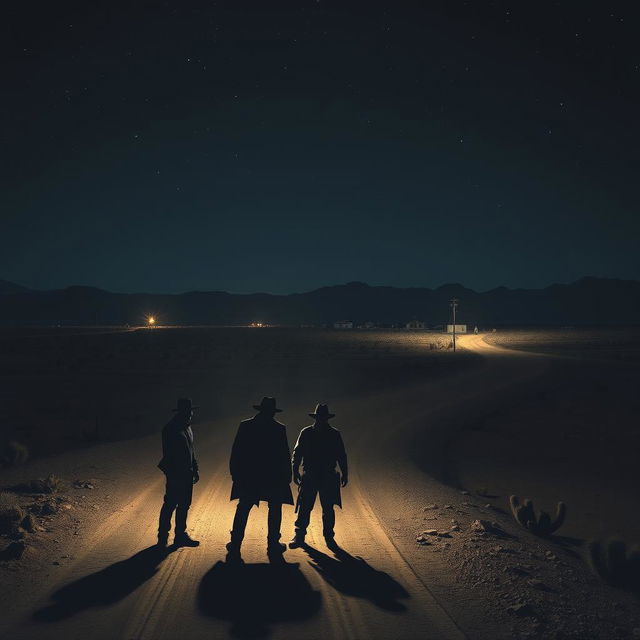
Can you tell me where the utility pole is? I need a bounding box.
[450,298,459,352]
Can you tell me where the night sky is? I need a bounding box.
[2,1,639,294]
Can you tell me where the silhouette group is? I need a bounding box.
[157,396,349,561]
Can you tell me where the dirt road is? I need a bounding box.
[1,334,550,640]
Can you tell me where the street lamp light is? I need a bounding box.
[147,315,156,327]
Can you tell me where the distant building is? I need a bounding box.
[405,320,426,329]
[333,320,354,329]
[446,324,467,334]
[363,321,376,329]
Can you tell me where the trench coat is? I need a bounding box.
[229,414,294,505]
[292,425,348,511]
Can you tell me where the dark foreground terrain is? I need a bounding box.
[1,327,639,639]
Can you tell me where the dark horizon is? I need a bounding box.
[2,273,638,298]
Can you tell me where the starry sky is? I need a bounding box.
[2,1,639,294]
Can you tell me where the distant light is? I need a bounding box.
[147,316,156,326]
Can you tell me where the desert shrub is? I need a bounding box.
[1,441,29,467]
[509,495,566,536]
[0,494,25,535]
[587,539,640,592]
[30,499,58,515]
[13,473,60,495]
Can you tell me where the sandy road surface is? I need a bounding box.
[2,334,550,640]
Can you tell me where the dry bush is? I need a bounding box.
[0,493,25,535]
[1,441,29,467]
[12,473,60,495]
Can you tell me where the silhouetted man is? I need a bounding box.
[226,397,293,561]
[289,404,348,551]
[157,397,200,547]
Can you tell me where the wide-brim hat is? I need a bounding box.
[172,397,199,412]
[309,403,335,419]
[253,396,282,413]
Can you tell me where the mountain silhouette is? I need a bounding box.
[0,277,638,326]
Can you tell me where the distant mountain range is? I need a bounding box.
[1,277,639,326]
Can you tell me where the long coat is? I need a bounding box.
[292,424,348,510]
[229,414,294,505]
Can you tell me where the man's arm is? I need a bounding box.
[280,425,292,484]
[336,431,348,487]
[229,423,244,479]
[291,430,305,485]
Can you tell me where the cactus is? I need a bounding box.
[509,495,566,536]
[587,539,640,592]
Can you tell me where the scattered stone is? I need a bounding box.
[73,480,95,490]
[544,550,558,561]
[443,504,453,509]
[450,524,461,532]
[527,578,548,591]
[416,535,431,546]
[423,504,438,511]
[507,601,536,617]
[39,501,59,515]
[470,519,503,535]
[0,540,26,561]
[52,560,60,565]
[20,513,36,533]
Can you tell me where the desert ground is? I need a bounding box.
[1,327,639,639]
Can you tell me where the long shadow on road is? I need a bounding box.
[32,545,173,622]
[303,543,410,612]
[197,560,321,639]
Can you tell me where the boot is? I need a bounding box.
[157,533,169,548]
[324,534,340,551]
[174,532,200,547]
[289,532,306,549]
[267,534,286,554]
[225,531,243,563]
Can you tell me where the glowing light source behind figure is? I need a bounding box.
[147,316,156,326]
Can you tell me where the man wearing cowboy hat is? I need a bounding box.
[157,397,200,547]
[289,403,348,550]
[226,397,293,561]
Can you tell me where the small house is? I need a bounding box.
[333,320,354,329]
[446,324,467,334]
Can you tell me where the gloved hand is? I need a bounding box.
[340,474,348,488]
[193,470,200,484]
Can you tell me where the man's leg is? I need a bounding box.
[158,476,178,543]
[290,486,317,547]
[267,502,283,543]
[174,477,196,545]
[266,502,286,554]
[319,492,336,542]
[228,499,253,551]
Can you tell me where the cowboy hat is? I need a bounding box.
[172,397,199,412]
[309,403,335,419]
[253,396,283,413]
